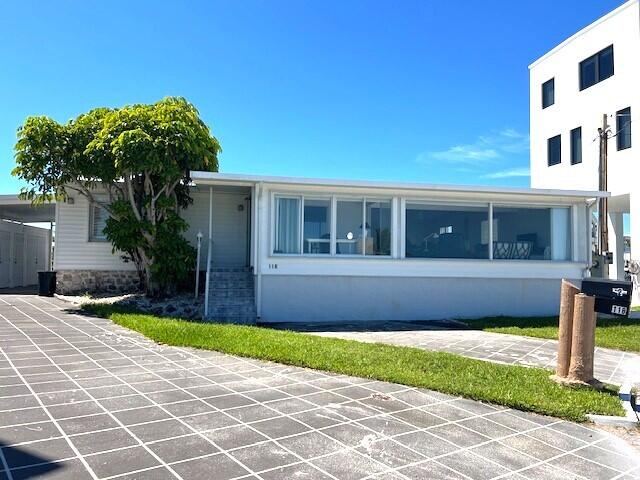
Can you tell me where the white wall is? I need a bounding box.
[55,187,249,272]
[54,194,134,271]
[0,220,50,288]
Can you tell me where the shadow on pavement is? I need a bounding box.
[0,441,63,479]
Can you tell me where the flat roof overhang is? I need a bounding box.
[190,171,609,203]
[0,195,56,223]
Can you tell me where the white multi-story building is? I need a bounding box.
[529,0,639,283]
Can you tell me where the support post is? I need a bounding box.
[556,280,580,378]
[568,294,597,383]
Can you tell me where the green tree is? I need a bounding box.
[13,97,221,297]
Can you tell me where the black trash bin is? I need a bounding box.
[38,271,56,296]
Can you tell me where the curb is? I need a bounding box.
[587,383,639,428]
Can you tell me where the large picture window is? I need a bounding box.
[492,206,571,261]
[405,204,489,259]
[274,195,392,257]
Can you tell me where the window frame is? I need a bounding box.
[547,134,562,166]
[579,45,614,91]
[491,204,573,262]
[616,107,631,151]
[403,200,491,260]
[271,193,393,258]
[88,201,110,242]
[542,78,554,109]
[570,127,582,165]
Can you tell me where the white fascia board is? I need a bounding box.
[528,0,638,69]
[190,171,608,200]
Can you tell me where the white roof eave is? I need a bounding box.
[190,171,608,200]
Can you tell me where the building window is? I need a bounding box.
[492,206,571,261]
[303,198,331,254]
[570,127,582,165]
[579,45,614,90]
[405,204,489,259]
[547,135,561,166]
[542,78,554,108]
[336,200,363,255]
[274,196,301,254]
[617,107,631,150]
[89,203,109,242]
[275,195,391,256]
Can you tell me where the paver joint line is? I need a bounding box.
[0,293,637,480]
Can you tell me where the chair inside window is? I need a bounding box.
[511,241,533,260]
[493,242,512,259]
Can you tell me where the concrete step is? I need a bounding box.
[207,315,257,325]
[208,305,257,316]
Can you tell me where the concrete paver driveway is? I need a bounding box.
[305,325,640,386]
[0,295,638,480]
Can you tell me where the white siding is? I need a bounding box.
[54,194,133,271]
[54,188,249,271]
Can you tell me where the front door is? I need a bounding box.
[212,192,249,267]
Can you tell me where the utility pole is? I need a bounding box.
[597,113,609,278]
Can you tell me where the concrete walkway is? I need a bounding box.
[308,327,640,386]
[0,294,638,479]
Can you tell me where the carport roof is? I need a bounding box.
[0,195,55,223]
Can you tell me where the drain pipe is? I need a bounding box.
[255,182,263,320]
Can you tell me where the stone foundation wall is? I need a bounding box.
[56,270,141,295]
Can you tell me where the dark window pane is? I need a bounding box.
[405,204,489,259]
[547,135,561,166]
[493,207,571,261]
[617,107,631,150]
[580,56,597,90]
[570,127,582,165]
[542,78,554,109]
[303,199,330,254]
[599,46,614,80]
[579,45,614,90]
[365,200,391,256]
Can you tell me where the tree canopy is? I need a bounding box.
[13,97,221,296]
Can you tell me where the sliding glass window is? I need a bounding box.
[365,200,391,256]
[405,204,489,259]
[492,206,571,261]
[303,198,331,254]
[336,200,364,255]
[274,197,301,254]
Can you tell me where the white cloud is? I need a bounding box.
[482,167,530,179]
[417,128,529,167]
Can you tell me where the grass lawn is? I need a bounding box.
[463,315,640,353]
[82,304,623,422]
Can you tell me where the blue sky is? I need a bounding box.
[0,0,624,195]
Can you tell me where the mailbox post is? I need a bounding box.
[554,278,632,386]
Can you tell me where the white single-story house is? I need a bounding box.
[45,172,607,323]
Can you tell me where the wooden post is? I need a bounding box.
[568,294,596,383]
[556,280,580,378]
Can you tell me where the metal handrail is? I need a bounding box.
[203,238,213,318]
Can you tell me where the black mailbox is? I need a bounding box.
[581,278,633,317]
